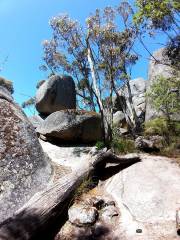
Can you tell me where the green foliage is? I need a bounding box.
[22,97,35,109]
[95,141,105,150]
[134,0,179,30]
[160,136,180,157]
[0,77,14,94]
[146,75,180,122]
[111,137,136,154]
[144,118,169,136]
[134,0,179,70]
[111,126,136,154]
[174,121,180,136]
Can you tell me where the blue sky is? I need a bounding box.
[0,0,166,114]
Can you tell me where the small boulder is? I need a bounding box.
[37,109,102,143]
[68,204,98,227]
[135,135,165,152]
[35,75,76,115]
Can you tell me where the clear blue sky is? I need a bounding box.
[0,0,166,113]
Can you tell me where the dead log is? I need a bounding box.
[0,151,140,240]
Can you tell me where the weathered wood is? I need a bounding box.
[0,151,140,240]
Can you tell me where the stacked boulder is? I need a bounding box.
[33,75,102,143]
[35,75,76,115]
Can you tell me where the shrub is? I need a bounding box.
[160,136,180,158]
[174,122,180,136]
[95,141,105,150]
[111,138,136,154]
[0,77,14,94]
[144,118,168,136]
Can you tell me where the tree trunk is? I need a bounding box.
[0,151,140,240]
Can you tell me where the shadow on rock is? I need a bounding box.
[55,224,119,240]
[95,160,140,181]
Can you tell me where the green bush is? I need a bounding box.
[95,141,105,150]
[160,136,180,157]
[144,118,168,136]
[174,122,180,136]
[111,138,136,154]
[0,77,14,94]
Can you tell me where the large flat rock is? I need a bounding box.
[104,154,180,239]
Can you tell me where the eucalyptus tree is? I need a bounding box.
[41,2,139,144]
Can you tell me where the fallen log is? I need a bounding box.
[0,150,140,240]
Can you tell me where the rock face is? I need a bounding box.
[0,97,52,223]
[28,115,44,129]
[35,75,76,115]
[104,154,180,239]
[113,78,146,127]
[145,48,173,121]
[37,110,102,143]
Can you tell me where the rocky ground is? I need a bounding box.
[39,139,180,240]
[0,48,179,239]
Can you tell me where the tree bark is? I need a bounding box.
[0,151,140,240]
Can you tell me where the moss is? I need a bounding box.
[0,76,14,94]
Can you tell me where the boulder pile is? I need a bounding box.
[32,75,102,143]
